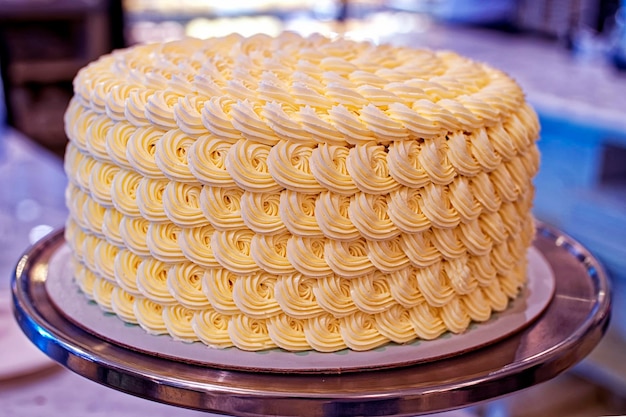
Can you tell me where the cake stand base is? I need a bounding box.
[11,223,610,417]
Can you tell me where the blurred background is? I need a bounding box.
[2,0,626,155]
[1,1,626,416]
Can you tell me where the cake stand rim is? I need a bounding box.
[10,222,611,417]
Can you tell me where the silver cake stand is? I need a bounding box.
[11,223,610,417]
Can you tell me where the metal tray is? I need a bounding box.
[11,223,611,417]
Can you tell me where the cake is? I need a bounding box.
[63,32,540,352]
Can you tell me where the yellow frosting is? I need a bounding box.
[64,32,540,352]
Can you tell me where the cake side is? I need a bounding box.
[63,32,540,352]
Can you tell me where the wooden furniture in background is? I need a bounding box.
[0,0,123,156]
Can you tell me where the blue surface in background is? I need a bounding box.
[534,112,626,275]
[533,111,626,335]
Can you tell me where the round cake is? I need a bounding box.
[63,32,540,352]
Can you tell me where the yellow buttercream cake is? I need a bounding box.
[63,32,540,352]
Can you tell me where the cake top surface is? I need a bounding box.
[72,31,525,146]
